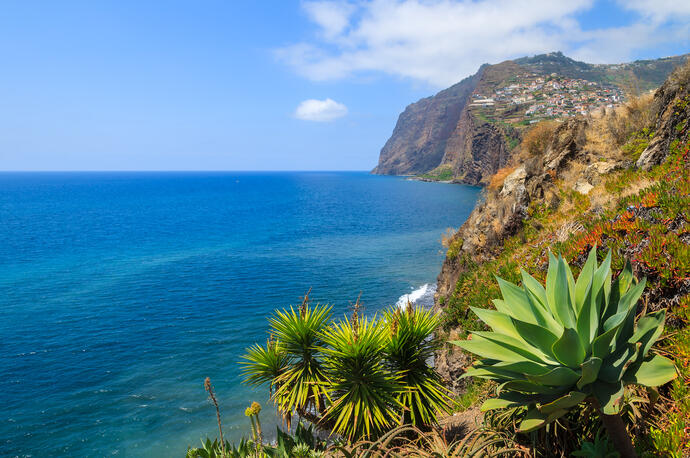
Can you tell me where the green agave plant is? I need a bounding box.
[452,247,677,456]
[320,314,401,441]
[384,305,451,426]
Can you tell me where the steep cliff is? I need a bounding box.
[373,52,689,185]
[372,68,483,176]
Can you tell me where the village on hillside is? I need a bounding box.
[469,72,625,124]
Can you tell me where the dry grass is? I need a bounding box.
[520,120,559,157]
[586,92,655,157]
[487,165,518,191]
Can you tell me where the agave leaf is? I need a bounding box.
[545,251,561,321]
[496,277,540,325]
[490,360,554,376]
[591,250,612,319]
[461,365,525,381]
[451,334,542,364]
[592,326,618,360]
[481,392,539,411]
[592,380,625,415]
[617,260,634,299]
[577,357,602,389]
[538,391,587,414]
[611,277,646,322]
[470,307,521,340]
[618,278,647,344]
[552,327,586,368]
[511,318,559,357]
[526,366,580,387]
[565,257,577,314]
[574,246,597,312]
[524,285,564,335]
[500,380,568,395]
[599,343,640,383]
[472,331,558,365]
[575,279,595,348]
[521,268,548,309]
[518,407,568,433]
[518,407,548,433]
[629,310,666,357]
[625,354,677,387]
[552,256,576,328]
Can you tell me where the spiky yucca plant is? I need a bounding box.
[453,247,677,457]
[242,294,451,442]
[384,304,452,426]
[320,314,400,441]
[242,302,332,426]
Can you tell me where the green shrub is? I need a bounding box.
[241,298,451,442]
[453,247,677,454]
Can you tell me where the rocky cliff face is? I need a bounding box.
[373,52,689,185]
[372,68,483,177]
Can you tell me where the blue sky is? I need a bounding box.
[1,1,688,171]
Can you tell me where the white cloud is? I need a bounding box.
[278,0,690,88]
[294,98,348,121]
[302,1,356,38]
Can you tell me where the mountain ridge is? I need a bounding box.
[373,51,690,185]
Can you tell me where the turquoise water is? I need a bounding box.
[0,172,480,456]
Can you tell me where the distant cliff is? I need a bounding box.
[372,52,689,185]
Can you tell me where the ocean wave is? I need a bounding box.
[395,283,436,310]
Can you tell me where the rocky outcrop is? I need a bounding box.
[439,109,512,185]
[637,64,690,169]
[372,69,483,176]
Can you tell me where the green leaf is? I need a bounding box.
[481,392,539,411]
[575,279,595,348]
[552,256,576,328]
[472,331,556,364]
[592,326,618,360]
[546,251,560,320]
[592,380,624,415]
[626,354,677,387]
[574,246,597,312]
[629,310,666,357]
[470,307,521,340]
[500,380,567,395]
[518,407,568,432]
[577,357,602,389]
[538,391,586,414]
[518,407,548,432]
[591,250,611,319]
[511,318,559,356]
[496,277,539,325]
[552,327,586,368]
[490,360,554,376]
[451,334,543,363]
[527,366,580,387]
[599,343,640,384]
[521,269,548,309]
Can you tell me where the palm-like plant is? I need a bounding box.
[453,247,677,457]
[320,314,401,441]
[242,338,290,394]
[242,301,332,425]
[384,304,452,426]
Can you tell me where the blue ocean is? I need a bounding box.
[0,172,480,457]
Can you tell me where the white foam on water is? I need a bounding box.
[395,283,437,310]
